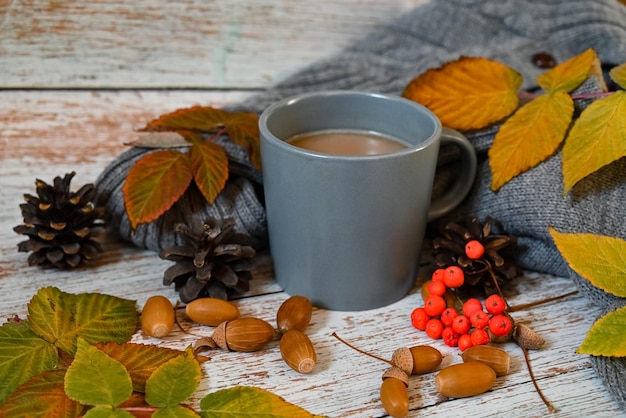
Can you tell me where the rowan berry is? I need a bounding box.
[470,328,490,346]
[424,295,446,317]
[458,333,473,352]
[462,298,483,317]
[425,318,444,339]
[442,327,460,347]
[431,268,446,283]
[451,314,471,335]
[441,307,459,327]
[443,265,465,288]
[427,279,447,297]
[489,314,513,337]
[485,294,507,315]
[470,310,490,329]
[465,239,485,260]
[410,307,430,331]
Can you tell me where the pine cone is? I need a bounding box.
[431,216,521,295]
[159,218,256,302]
[13,172,107,269]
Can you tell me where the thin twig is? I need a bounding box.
[508,290,578,312]
[331,332,391,366]
[521,345,557,413]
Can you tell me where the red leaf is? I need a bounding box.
[123,150,193,228]
[190,142,229,204]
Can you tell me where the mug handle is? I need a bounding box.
[427,128,477,221]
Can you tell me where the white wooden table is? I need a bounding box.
[1,1,624,417]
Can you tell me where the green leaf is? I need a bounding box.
[145,347,201,407]
[488,91,574,190]
[27,287,138,356]
[64,339,133,407]
[562,91,626,193]
[610,62,626,90]
[84,405,135,418]
[153,405,202,418]
[549,228,626,297]
[189,142,229,205]
[0,369,84,418]
[199,386,323,418]
[96,342,207,393]
[578,306,626,356]
[0,320,58,404]
[536,49,600,93]
[123,149,194,229]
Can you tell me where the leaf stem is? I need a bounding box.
[331,332,392,366]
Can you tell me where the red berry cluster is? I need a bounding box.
[411,259,513,352]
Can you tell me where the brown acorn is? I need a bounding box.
[141,296,175,338]
[279,329,317,374]
[185,297,240,326]
[461,345,510,376]
[435,361,496,398]
[408,345,443,374]
[276,295,313,333]
[211,317,275,352]
[380,367,409,418]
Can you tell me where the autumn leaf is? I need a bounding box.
[152,405,201,418]
[0,321,58,405]
[561,90,626,192]
[577,306,626,357]
[145,347,201,408]
[223,111,262,168]
[0,369,84,418]
[65,338,133,407]
[549,228,626,297]
[200,386,323,418]
[27,286,138,356]
[611,62,626,88]
[536,49,602,93]
[488,91,574,190]
[96,342,208,393]
[402,56,522,130]
[123,149,194,229]
[189,142,229,205]
[84,405,135,417]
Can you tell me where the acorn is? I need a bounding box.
[461,345,510,376]
[276,295,313,333]
[185,297,240,326]
[211,317,276,352]
[380,367,409,418]
[279,329,317,374]
[435,361,496,398]
[513,323,545,350]
[408,345,443,374]
[141,296,175,338]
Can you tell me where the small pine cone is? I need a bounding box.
[159,217,256,303]
[13,172,107,269]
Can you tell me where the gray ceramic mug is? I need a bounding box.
[259,91,476,311]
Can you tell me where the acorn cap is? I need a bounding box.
[391,347,414,377]
[513,323,545,350]
[382,366,409,387]
[211,321,230,351]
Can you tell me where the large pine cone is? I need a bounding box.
[159,217,256,302]
[13,172,107,269]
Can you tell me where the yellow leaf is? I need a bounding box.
[536,49,602,93]
[578,306,626,357]
[123,150,193,229]
[549,227,626,298]
[189,142,229,204]
[562,91,626,193]
[488,91,574,190]
[610,62,626,89]
[402,56,521,130]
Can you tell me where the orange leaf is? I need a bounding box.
[536,49,602,93]
[562,91,626,193]
[488,91,574,190]
[123,150,193,228]
[402,56,522,130]
[190,142,230,204]
[141,106,230,133]
[224,111,262,168]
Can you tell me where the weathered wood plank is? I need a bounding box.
[0,0,428,88]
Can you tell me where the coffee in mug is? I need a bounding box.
[288,129,408,156]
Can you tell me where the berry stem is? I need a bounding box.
[508,290,578,312]
[331,332,392,366]
[483,259,510,309]
[520,345,557,413]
